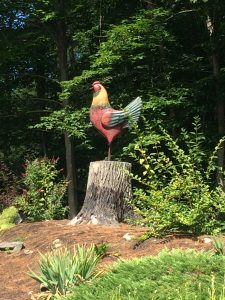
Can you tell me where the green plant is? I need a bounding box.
[0,161,18,212]
[28,244,101,298]
[212,238,225,256]
[109,285,138,300]
[124,117,225,236]
[0,206,18,230]
[208,275,225,300]
[94,242,109,258]
[16,157,68,221]
[64,249,225,300]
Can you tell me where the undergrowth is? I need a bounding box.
[16,157,68,221]
[123,116,225,236]
[0,161,18,212]
[29,244,101,299]
[64,249,225,300]
[0,206,18,230]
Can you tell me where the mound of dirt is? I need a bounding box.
[0,220,214,300]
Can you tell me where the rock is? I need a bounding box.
[123,233,133,241]
[202,237,212,244]
[15,212,25,224]
[90,215,99,225]
[23,249,33,255]
[52,239,62,248]
[0,241,24,252]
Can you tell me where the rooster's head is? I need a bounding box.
[91,81,110,107]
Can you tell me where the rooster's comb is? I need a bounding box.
[92,81,101,86]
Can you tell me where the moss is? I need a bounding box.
[0,206,18,230]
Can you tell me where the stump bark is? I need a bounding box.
[69,161,133,225]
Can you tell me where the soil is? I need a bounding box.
[0,220,216,300]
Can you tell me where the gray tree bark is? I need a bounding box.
[56,0,78,217]
[69,161,133,225]
[213,52,225,188]
[206,15,225,188]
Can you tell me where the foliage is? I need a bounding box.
[65,249,225,300]
[0,206,18,230]
[16,157,68,221]
[32,108,92,142]
[94,242,109,258]
[0,160,18,212]
[61,8,176,103]
[1,0,225,222]
[212,237,225,256]
[28,244,101,298]
[124,117,225,236]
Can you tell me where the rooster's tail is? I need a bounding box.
[124,96,142,127]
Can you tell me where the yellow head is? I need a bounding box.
[91,81,110,107]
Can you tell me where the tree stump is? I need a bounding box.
[68,161,133,225]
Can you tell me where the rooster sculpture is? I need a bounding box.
[90,81,142,160]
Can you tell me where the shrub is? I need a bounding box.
[16,157,68,221]
[124,117,225,236]
[94,242,109,258]
[64,249,225,300]
[29,244,101,298]
[212,237,225,256]
[0,206,18,230]
[0,161,18,212]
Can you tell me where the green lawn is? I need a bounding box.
[65,249,225,300]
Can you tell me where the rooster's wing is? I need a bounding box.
[101,96,142,129]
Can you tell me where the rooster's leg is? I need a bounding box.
[108,144,111,161]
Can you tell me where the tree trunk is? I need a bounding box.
[69,161,133,225]
[56,0,78,217]
[36,49,47,156]
[213,52,225,188]
[206,15,224,187]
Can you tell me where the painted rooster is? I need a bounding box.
[90,81,142,160]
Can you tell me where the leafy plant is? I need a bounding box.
[124,117,225,236]
[0,161,18,212]
[209,275,225,300]
[32,108,92,145]
[16,157,68,221]
[0,206,18,230]
[28,244,101,298]
[94,242,109,258]
[212,237,225,256]
[109,285,138,300]
[64,249,225,300]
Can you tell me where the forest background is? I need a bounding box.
[1,0,225,235]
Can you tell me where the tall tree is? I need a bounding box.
[55,0,78,217]
[160,0,225,186]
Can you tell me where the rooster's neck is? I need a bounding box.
[91,85,110,108]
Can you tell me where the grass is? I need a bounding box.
[64,249,225,300]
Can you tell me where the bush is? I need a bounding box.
[0,160,18,212]
[124,117,225,236]
[0,206,18,230]
[64,249,225,300]
[29,244,101,298]
[16,157,68,221]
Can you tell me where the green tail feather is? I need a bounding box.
[105,96,142,128]
[124,96,142,126]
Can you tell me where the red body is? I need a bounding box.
[90,107,123,144]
